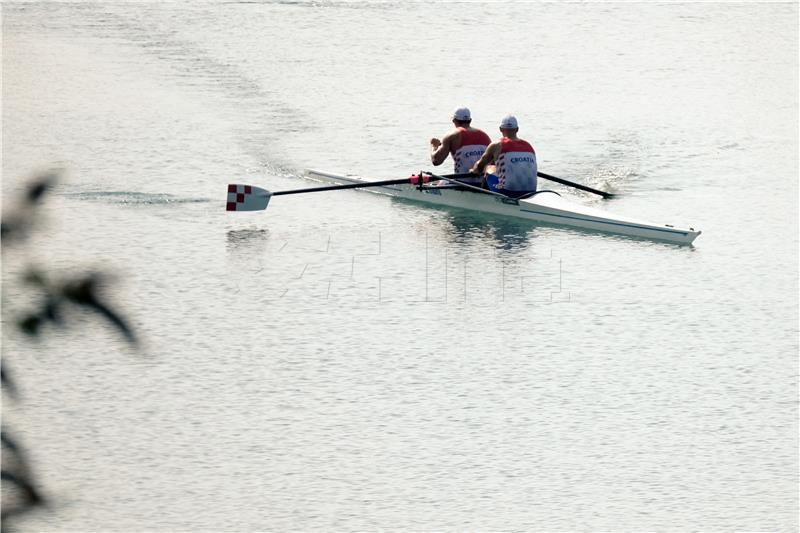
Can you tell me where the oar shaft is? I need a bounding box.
[272,177,414,196]
[269,171,613,200]
[439,171,613,199]
[537,171,614,199]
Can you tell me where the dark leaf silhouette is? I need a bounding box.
[24,172,57,205]
[15,273,135,344]
[62,274,138,345]
[17,315,42,336]
[1,363,18,399]
[1,432,47,530]
[2,172,138,530]
[1,171,58,245]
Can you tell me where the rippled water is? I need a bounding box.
[2,2,797,531]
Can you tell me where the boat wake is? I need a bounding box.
[586,165,635,194]
[61,191,211,206]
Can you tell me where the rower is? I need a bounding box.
[470,115,537,198]
[429,107,491,186]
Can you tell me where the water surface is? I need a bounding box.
[2,2,797,530]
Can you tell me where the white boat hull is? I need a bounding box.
[305,170,701,245]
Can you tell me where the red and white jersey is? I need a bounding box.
[495,137,537,191]
[452,128,491,174]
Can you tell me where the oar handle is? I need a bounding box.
[537,171,615,199]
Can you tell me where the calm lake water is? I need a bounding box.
[2,1,798,531]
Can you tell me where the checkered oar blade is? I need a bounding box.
[226,184,272,211]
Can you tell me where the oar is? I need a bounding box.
[537,171,615,199]
[433,171,615,199]
[226,177,434,211]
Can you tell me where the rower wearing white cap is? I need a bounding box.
[430,107,492,184]
[470,114,537,198]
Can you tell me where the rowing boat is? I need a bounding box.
[304,169,701,245]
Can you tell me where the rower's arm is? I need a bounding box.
[471,142,500,174]
[430,131,456,166]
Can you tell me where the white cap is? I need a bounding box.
[452,107,471,121]
[500,115,518,129]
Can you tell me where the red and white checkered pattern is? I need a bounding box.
[226,184,270,211]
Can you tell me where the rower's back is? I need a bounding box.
[494,136,537,192]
